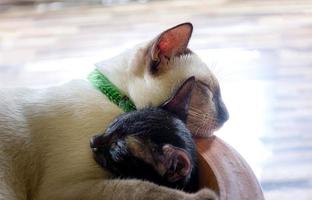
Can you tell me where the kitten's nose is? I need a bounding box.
[90,135,106,152]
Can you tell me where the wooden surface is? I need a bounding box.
[196,136,264,200]
[0,0,312,199]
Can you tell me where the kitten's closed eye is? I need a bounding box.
[109,140,127,161]
[110,140,123,151]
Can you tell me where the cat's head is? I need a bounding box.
[90,79,198,191]
[97,23,228,137]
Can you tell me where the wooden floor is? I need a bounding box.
[1,0,312,199]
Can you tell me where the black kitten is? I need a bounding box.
[90,77,198,192]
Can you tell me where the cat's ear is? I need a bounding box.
[161,76,195,122]
[150,23,193,73]
[161,144,192,182]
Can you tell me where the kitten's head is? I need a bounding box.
[97,23,228,137]
[90,78,198,191]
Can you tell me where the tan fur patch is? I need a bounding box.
[125,136,155,166]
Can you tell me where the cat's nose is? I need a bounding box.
[218,110,229,124]
[217,103,229,125]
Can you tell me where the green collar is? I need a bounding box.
[88,69,136,112]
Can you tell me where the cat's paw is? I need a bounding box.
[190,188,218,200]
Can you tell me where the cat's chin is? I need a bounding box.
[187,123,220,138]
[192,129,215,138]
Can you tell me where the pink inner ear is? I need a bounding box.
[157,23,193,58]
[158,32,179,55]
[162,144,192,182]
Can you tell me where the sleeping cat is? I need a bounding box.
[91,77,198,192]
[0,23,223,200]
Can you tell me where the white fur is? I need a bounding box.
[97,43,214,108]
[0,40,215,200]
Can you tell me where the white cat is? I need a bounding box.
[0,23,227,200]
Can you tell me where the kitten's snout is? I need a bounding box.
[90,134,110,168]
[90,135,107,152]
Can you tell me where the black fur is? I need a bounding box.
[90,108,198,192]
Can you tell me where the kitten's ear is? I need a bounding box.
[150,23,193,73]
[161,76,195,122]
[161,144,192,182]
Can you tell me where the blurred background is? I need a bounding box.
[0,0,312,199]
